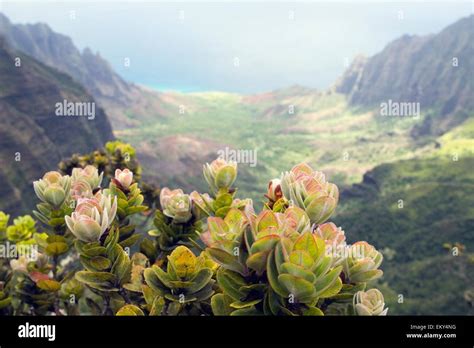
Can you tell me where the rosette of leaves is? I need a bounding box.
[143,246,215,315]
[353,288,388,316]
[107,179,147,248]
[32,172,74,237]
[5,215,37,243]
[265,232,343,315]
[142,189,204,261]
[342,242,383,284]
[74,228,132,312]
[205,207,346,315]
[11,255,61,315]
[280,163,339,225]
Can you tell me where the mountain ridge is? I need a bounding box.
[0,37,114,215]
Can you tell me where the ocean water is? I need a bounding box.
[143,84,206,93]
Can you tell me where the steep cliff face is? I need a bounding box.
[0,38,114,215]
[0,13,132,106]
[335,15,473,135]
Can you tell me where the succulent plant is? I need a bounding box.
[6,215,36,243]
[266,232,343,310]
[203,158,237,195]
[280,163,338,225]
[33,171,72,209]
[75,227,132,297]
[144,246,215,314]
[315,222,347,266]
[343,241,383,283]
[71,165,103,189]
[1,151,387,317]
[353,288,388,316]
[113,168,133,190]
[65,193,117,243]
[160,188,193,224]
[202,208,250,275]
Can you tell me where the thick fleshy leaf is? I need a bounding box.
[211,293,234,316]
[289,250,314,269]
[256,210,278,232]
[215,165,237,189]
[230,307,262,316]
[207,248,246,275]
[230,298,262,309]
[314,266,343,297]
[303,306,324,316]
[250,235,280,254]
[280,262,315,283]
[75,271,118,291]
[350,269,383,283]
[116,304,144,316]
[266,252,288,297]
[187,268,213,293]
[278,274,315,301]
[45,242,69,256]
[216,268,246,301]
[293,232,319,259]
[36,280,61,292]
[319,276,343,299]
[246,251,270,274]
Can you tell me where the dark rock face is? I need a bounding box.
[0,38,114,215]
[335,15,473,135]
[0,13,132,106]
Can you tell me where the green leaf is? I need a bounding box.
[116,304,144,316]
[278,274,315,301]
[280,262,316,283]
[314,266,343,297]
[303,306,324,316]
[187,268,213,293]
[230,307,262,316]
[246,251,270,274]
[45,242,69,256]
[250,235,280,254]
[0,297,12,309]
[125,206,148,215]
[81,255,112,271]
[211,293,234,316]
[143,268,167,295]
[214,193,233,210]
[75,271,118,291]
[319,276,343,299]
[37,280,61,292]
[289,250,314,269]
[119,234,141,248]
[76,241,107,257]
[293,232,320,259]
[149,296,165,316]
[110,245,132,286]
[266,252,289,297]
[230,298,262,309]
[216,268,246,301]
[207,248,246,275]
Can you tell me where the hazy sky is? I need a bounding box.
[1,1,471,93]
